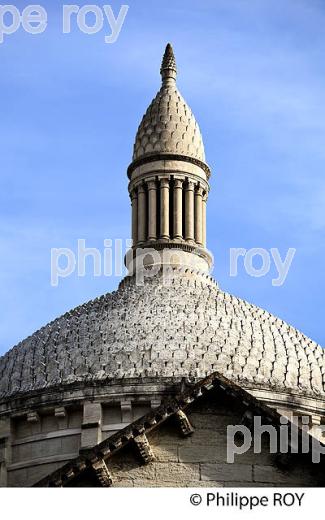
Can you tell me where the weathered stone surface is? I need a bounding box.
[151,444,178,462]
[132,45,205,163]
[108,459,156,483]
[92,459,112,487]
[179,446,223,463]
[28,377,325,488]
[1,269,324,400]
[8,462,63,487]
[201,463,253,482]
[2,44,325,491]
[153,462,200,483]
[112,478,134,487]
[188,428,229,446]
[175,410,194,437]
[253,464,315,486]
[133,433,155,463]
[186,480,225,487]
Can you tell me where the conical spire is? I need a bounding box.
[160,43,177,83]
[127,43,212,275]
[132,41,206,164]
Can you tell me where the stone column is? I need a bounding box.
[194,185,204,245]
[147,179,157,241]
[185,180,195,242]
[131,189,138,246]
[137,184,147,244]
[160,178,170,240]
[202,191,207,247]
[173,179,183,240]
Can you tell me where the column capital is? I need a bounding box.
[186,179,195,191]
[137,183,146,194]
[147,179,157,190]
[160,178,170,188]
[195,185,204,196]
[130,188,138,200]
[174,179,183,189]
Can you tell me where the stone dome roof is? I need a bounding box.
[132,44,206,163]
[0,269,324,400]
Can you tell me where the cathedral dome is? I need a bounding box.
[0,268,324,400]
[132,43,205,163]
[2,43,324,490]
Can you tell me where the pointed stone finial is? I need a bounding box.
[160,43,177,83]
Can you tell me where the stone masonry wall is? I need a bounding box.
[108,394,323,487]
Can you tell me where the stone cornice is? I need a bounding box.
[33,371,325,487]
[127,153,211,179]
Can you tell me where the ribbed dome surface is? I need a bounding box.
[0,269,324,399]
[132,84,206,162]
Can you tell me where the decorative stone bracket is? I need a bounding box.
[92,458,112,487]
[175,410,194,436]
[133,433,155,464]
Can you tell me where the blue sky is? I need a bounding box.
[0,0,324,355]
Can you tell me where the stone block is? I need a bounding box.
[81,402,102,448]
[8,468,27,487]
[109,459,156,483]
[27,462,63,486]
[189,428,228,447]
[201,463,253,482]
[12,443,33,463]
[113,478,134,487]
[0,419,10,438]
[186,480,224,487]
[189,413,239,430]
[179,445,224,463]
[61,435,80,454]
[153,462,200,483]
[153,423,192,446]
[152,445,178,462]
[32,438,62,459]
[14,419,33,440]
[83,402,102,425]
[253,464,314,486]
[68,409,83,428]
[41,414,58,433]
[254,465,289,485]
